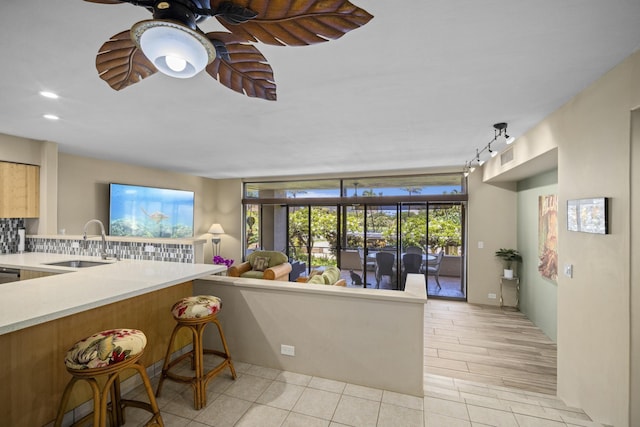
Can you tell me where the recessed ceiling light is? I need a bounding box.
[43,114,60,120]
[39,91,59,99]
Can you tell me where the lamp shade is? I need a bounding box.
[208,223,225,235]
[131,20,216,79]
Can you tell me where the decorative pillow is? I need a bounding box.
[64,328,147,370]
[253,256,270,271]
[307,274,326,284]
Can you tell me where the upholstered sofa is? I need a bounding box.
[228,250,292,281]
[296,266,346,286]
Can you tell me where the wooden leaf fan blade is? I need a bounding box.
[96,30,157,91]
[205,32,276,101]
[212,0,373,46]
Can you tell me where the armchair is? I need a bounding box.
[228,250,292,281]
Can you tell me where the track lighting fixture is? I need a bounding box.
[462,122,515,176]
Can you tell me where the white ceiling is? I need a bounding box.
[1,1,639,180]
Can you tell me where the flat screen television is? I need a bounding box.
[109,183,195,238]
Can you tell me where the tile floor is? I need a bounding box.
[108,299,610,427]
[118,359,607,427]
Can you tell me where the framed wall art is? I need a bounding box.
[539,194,558,281]
[567,197,609,234]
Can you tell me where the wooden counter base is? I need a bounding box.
[0,281,193,427]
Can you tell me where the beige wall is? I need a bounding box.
[466,167,518,305]
[555,54,634,427]
[195,275,426,396]
[630,108,639,426]
[210,177,243,263]
[0,133,43,165]
[57,153,242,264]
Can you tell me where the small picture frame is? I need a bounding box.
[567,197,609,234]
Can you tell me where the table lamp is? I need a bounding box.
[208,223,225,257]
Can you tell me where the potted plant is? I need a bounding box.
[495,248,522,279]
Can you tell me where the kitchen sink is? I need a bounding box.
[44,260,111,268]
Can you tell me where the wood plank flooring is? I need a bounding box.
[424,299,557,395]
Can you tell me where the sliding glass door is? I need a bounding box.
[243,174,467,297]
[288,205,338,276]
[426,203,464,298]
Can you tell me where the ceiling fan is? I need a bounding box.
[84,0,373,100]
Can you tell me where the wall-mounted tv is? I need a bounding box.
[109,183,195,238]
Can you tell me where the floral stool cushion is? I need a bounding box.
[65,329,147,370]
[172,295,222,320]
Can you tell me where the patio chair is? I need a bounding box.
[405,246,423,255]
[401,252,423,291]
[427,251,445,289]
[375,251,396,289]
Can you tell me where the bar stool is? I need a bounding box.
[54,328,163,427]
[156,295,236,409]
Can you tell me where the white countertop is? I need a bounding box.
[0,252,225,335]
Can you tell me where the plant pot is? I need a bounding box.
[504,269,514,279]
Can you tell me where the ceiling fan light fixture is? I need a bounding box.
[131,20,216,79]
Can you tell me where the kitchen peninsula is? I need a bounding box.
[0,252,224,426]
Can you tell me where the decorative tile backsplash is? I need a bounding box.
[0,218,24,254]
[26,237,195,263]
[0,219,198,262]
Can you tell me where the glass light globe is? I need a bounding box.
[131,20,216,79]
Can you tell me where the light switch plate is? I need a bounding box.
[564,264,573,278]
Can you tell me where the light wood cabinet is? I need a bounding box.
[0,161,40,218]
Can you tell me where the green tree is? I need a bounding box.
[428,206,461,254]
[401,214,427,251]
[288,207,340,261]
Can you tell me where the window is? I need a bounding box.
[242,173,467,299]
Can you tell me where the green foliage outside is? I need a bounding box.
[288,207,341,262]
[286,205,462,262]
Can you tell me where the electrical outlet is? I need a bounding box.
[280,344,295,356]
[144,245,155,252]
[488,293,497,299]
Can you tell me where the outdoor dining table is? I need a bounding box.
[366,251,436,263]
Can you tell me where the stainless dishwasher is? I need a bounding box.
[0,267,20,284]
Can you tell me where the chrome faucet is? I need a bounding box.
[82,219,109,260]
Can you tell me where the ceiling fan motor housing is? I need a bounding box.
[152,0,199,30]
